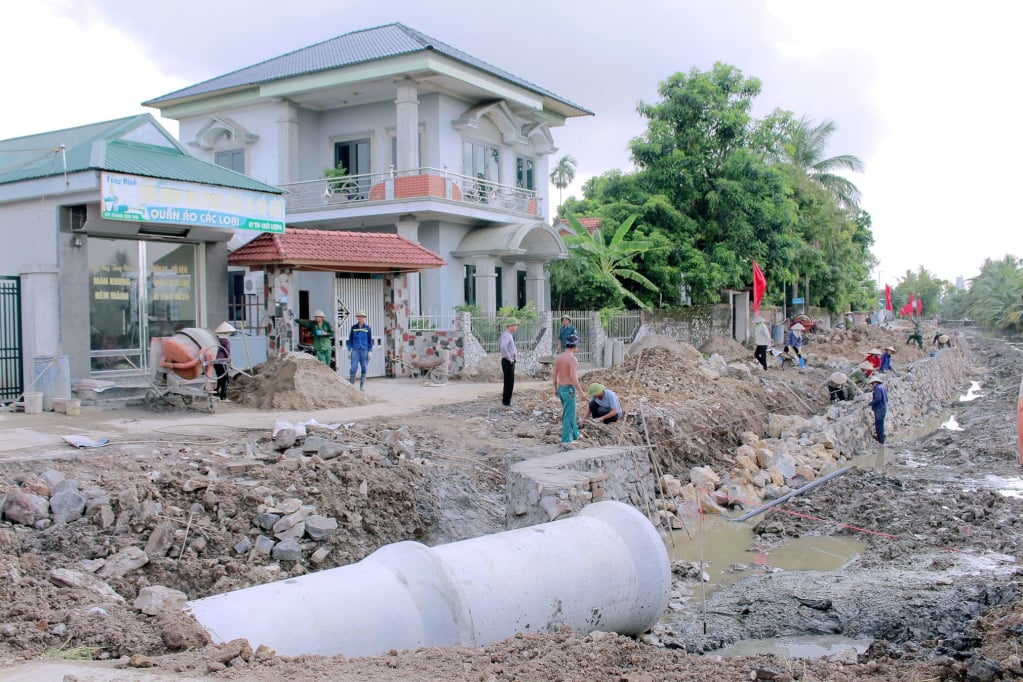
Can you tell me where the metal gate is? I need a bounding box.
[0,276,23,402]
[334,276,386,378]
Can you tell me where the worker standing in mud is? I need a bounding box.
[298,310,334,366]
[868,375,888,444]
[347,310,372,390]
[551,334,585,442]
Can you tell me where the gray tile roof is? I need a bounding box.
[144,23,591,114]
[0,114,283,193]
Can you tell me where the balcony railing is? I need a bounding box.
[280,167,541,216]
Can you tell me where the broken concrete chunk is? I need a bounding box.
[144,522,176,558]
[49,568,125,603]
[233,537,252,554]
[49,488,86,524]
[3,490,50,527]
[271,538,303,561]
[310,546,332,565]
[317,442,347,460]
[304,515,338,541]
[274,429,297,451]
[97,547,150,578]
[134,585,187,615]
[253,535,275,555]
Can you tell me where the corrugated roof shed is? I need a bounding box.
[0,114,282,193]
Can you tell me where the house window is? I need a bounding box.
[214,149,245,174]
[464,141,500,182]
[334,139,370,176]
[333,139,371,199]
[463,141,500,202]
[516,157,534,190]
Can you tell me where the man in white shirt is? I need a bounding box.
[499,319,518,407]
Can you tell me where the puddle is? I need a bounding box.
[960,474,1023,499]
[958,381,984,402]
[716,634,872,660]
[940,415,963,431]
[666,515,865,594]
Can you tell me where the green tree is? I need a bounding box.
[892,267,949,318]
[549,155,577,209]
[561,213,662,308]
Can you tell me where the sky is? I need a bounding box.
[4,0,1019,287]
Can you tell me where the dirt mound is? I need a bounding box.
[698,335,750,362]
[230,352,373,410]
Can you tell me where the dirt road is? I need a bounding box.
[2,327,1021,681]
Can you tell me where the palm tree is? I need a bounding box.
[564,213,662,308]
[965,255,1023,331]
[785,116,864,208]
[550,155,577,209]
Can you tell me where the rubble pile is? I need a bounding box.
[229,352,373,411]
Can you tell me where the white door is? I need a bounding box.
[334,276,386,378]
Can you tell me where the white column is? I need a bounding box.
[525,261,546,313]
[474,257,497,313]
[19,266,60,384]
[276,101,299,184]
[395,79,419,174]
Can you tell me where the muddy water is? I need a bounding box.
[667,515,866,594]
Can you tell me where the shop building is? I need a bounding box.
[0,114,286,402]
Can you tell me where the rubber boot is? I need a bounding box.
[359,376,365,391]
[799,357,805,368]
[349,374,355,385]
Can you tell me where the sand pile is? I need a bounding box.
[230,352,373,410]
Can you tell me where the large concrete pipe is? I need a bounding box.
[187,500,670,658]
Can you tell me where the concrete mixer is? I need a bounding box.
[146,327,221,411]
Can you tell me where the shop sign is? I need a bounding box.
[100,172,285,233]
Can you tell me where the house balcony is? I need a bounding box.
[279,167,542,229]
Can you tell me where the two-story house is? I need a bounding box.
[143,23,592,377]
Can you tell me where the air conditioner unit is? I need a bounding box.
[243,271,265,296]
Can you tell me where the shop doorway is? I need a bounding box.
[88,238,198,374]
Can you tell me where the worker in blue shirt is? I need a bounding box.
[868,375,888,444]
[348,310,372,390]
[558,315,577,351]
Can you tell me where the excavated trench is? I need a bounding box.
[2,325,1022,680]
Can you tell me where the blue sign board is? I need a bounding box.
[791,297,804,305]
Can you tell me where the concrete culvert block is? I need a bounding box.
[187,500,671,659]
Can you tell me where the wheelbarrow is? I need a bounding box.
[393,353,449,385]
[533,355,555,381]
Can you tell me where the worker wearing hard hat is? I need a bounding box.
[348,310,373,390]
[587,383,621,424]
[298,310,334,366]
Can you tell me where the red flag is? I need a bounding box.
[917,297,923,316]
[752,261,766,314]
[884,284,892,312]
[908,293,915,315]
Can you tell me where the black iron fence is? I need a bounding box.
[0,276,23,402]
